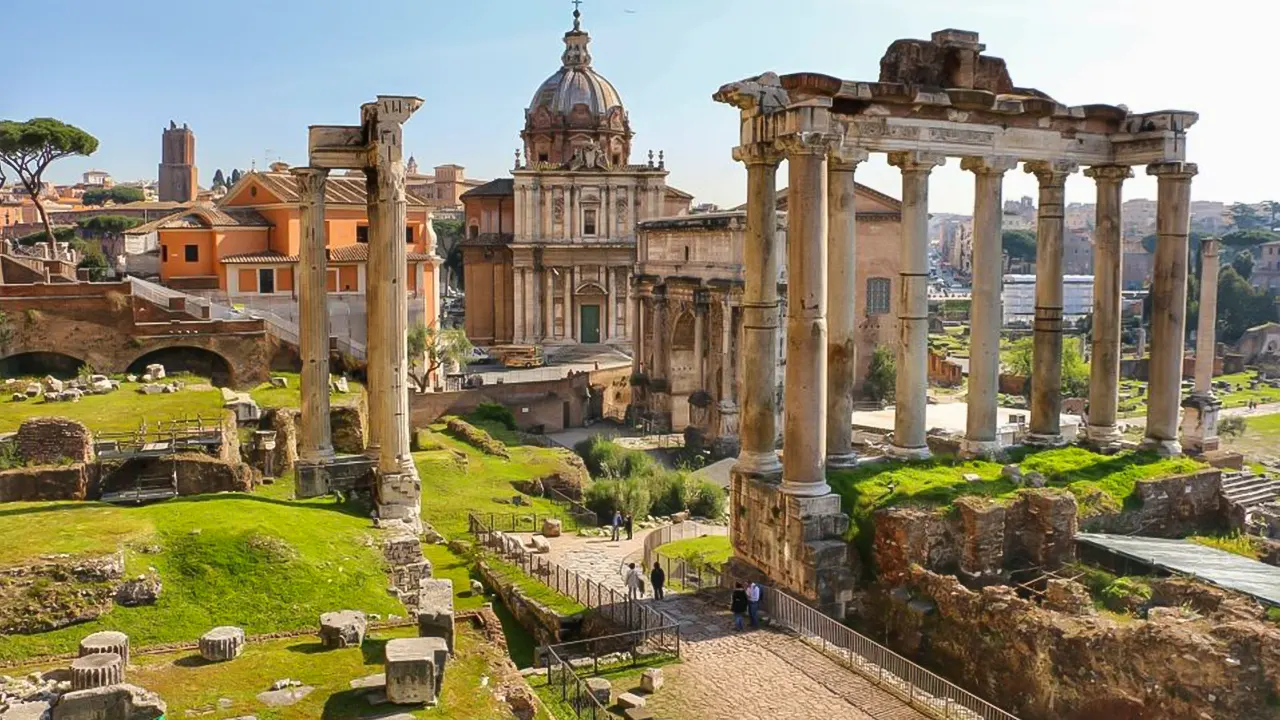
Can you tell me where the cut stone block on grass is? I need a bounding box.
[319,610,367,648]
[618,691,647,709]
[199,626,245,662]
[416,579,456,653]
[585,677,611,707]
[640,667,664,692]
[79,630,130,666]
[69,652,123,690]
[384,637,448,705]
[52,683,166,720]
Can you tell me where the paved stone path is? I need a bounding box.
[534,530,928,720]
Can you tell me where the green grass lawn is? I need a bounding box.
[415,425,583,539]
[0,494,402,661]
[656,535,733,569]
[0,380,225,433]
[827,447,1204,550]
[1188,531,1265,559]
[528,657,679,719]
[1223,412,1280,458]
[422,543,485,613]
[8,624,522,719]
[247,371,365,410]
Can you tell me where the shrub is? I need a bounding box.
[1220,415,1248,438]
[688,479,726,520]
[583,477,651,521]
[649,471,689,517]
[574,434,654,480]
[472,402,516,431]
[443,417,509,458]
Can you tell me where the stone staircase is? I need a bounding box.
[1220,470,1280,524]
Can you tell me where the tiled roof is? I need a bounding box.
[460,178,514,199]
[124,205,270,235]
[224,245,436,264]
[247,171,431,207]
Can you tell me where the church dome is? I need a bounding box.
[521,6,633,167]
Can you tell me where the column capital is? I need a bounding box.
[1202,236,1220,256]
[1083,165,1134,182]
[829,145,869,171]
[732,142,784,167]
[888,151,946,173]
[777,132,841,157]
[1024,160,1078,187]
[1147,161,1198,180]
[960,155,1019,176]
[291,166,329,198]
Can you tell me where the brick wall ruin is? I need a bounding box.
[0,465,87,502]
[14,417,94,465]
[1081,467,1224,536]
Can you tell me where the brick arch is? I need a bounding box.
[0,350,88,379]
[127,344,236,388]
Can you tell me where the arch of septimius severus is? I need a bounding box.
[718,29,1199,612]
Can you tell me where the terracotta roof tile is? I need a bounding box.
[248,172,431,207]
[220,245,437,264]
[124,204,270,235]
[222,250,297,264]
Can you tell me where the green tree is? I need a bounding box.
[1216,265,1278,344]
[863,346,896,403]
[1233,251,1255,280]
[231,169,243,184]
[212,169,226,189]
[432,218,465,292]
[15,226,75,246]
[82,186,145,206]
[74,239,109,281]
[1230,203,1265,230]
[1004,336,1090,398]
[0,118,98,245]
[406,324,473,392]
[1221,229,1280,248]
[1266,201,1280,231]
[1002,229,1037,263]
[78,214,142,257]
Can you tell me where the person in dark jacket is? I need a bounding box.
[650,561,666,601]
[731,583,749,631]
[624,512,634,540]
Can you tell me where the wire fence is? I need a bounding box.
[468,513,670,633]
[641,520,731,593]
[541,625,681,720]
[762,587,1019,720]
[545,487,599,529]
[472,509,593,535]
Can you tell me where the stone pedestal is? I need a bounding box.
[70,652,123,690]
[416,578,456,653]
[585,678,612,707]
[640,667,664,692]
[79,630,130,667]
[199,626,245,662]
[728,471,855,615]
[1181,394,1222,454]
[319,610,367,648]
[385,636,448,705]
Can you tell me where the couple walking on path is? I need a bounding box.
[624,561,667,600]
[611,510,633,542]
[731,582,761,631]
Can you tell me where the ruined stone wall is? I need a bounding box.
[261,408,298,475]
[873,489,1078,583]
[0,464,87,502]
[331,401,368,455]
[1080,468,1225,536]
[476,557,573,647]
[14,417,93,465]
[863,567,1280,720]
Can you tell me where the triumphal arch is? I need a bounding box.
[717,30,1198,611]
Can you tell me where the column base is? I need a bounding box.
[1140,436,1182,457]
[376,464,422,530]
[1024,432,1067,448]
[825,452,860,470]
[960,438,1002,460]
[1085,424,1123,451]
[733,450,783,479]
[780,480,833,497]
[1180,393,1222,454]
[295,454,375,499]
[886,444,932,461]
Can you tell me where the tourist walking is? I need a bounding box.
[746,581,761,627]
[731,583,749,631]
[611,510,622,542]
[625,562,645,600]
[624,512,634,541]
[650,561,666,601]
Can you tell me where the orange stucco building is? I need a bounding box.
[129,169,440,320]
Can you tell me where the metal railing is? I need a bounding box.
[541,625,681,720]
[545,487,598,529]
[641,520,729,567]
[468,513,670,633]
[762,587,1019,720]
[641,520,731,592]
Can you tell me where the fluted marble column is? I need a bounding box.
[294,167,333,464]
[962,156,1017,458]
[733,143,784,478]
[781,133,834,496]
[826,149,867,469]
[1181,237,1222,453]
[887,152,945,460]
[364,170,385,462]
[543,269,554,340]
[1084,165,1131,449]
[1144,162,1198,456]
[1026,161,1077,446]
[366,97,422,522]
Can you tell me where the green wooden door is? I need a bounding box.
[580,304,601,343]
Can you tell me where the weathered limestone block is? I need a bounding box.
[115,574,161,606]
[529,536,551,554]
[270,376,289,388]
[70,652,123,690]
[585,677,611,707]
[639,667,664,693]
[541,518,562,538]
[261,408,299,475]
[416,579,456,653]
[1043,579,1095,615]
[199,626,246,662]
[384,637,448,705]
[617,692,646,709]
[330,403,367,455]
[51,683,165,720]
[319,610,367,648]
[79,630,130,666]
[145,363,165,379]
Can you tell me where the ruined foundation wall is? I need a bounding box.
[1080,468,1225,536]
[14,417,94,465]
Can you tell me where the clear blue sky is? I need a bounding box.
[5,0,1274,213]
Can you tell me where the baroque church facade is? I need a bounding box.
[460,8,692,347]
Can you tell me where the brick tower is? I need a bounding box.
[158,121,198,202]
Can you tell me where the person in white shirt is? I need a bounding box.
[625,562,644,600]
[746,582,762,627]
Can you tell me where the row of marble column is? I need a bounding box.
[733,136,1200,496]
[292,158,420,520]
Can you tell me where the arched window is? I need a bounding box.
[468,224,479,240]
[671,312,696,351]
[866,277,891,314]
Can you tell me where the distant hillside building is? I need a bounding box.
[1002,274,1094,327]
[158,121,198,203]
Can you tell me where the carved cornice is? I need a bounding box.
[887,151,946,173]
[960,155,1019,175]
[1147,161,1198,180]
[712,72,789,114]
[1083,165,1134,182]
[777,132,841,157]
[1024,160,1078,187]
